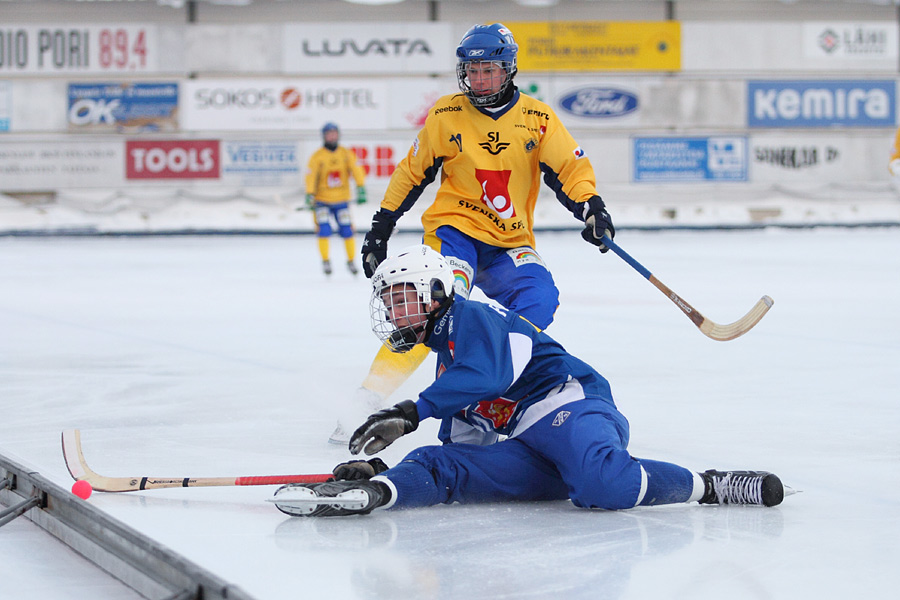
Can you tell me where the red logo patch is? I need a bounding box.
[474,169,515,219]
[473,398,517,429]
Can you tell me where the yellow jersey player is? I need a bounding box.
[329,24,614,443]
[305,122,367,275]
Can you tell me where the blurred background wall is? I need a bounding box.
[1,0,898,233]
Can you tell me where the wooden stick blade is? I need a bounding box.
[62,429,332,492]
[698,295,774,341]
[62,429,90,481]
[62,428,133,492]
[610,237,773,343]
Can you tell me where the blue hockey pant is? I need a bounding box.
[426,226,559,330]
[314,201,353,238]
[381,400,695,511]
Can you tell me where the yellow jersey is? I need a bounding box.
[890,127,900,169]
[381,90,600,248]
[306,146,366,205]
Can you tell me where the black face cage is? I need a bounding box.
[456,60,516,107]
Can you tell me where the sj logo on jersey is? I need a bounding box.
[475,169,515,219]
[327,171,342,187]
[479,132,510,155]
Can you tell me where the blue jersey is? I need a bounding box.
[419,296,614,444]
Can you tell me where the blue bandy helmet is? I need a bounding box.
[321,122,339,136]
[456,23,518,107]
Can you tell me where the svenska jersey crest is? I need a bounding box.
[327,171,342,187]
[474,169,515,219]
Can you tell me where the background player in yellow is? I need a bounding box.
[329,24,615,443]
[306,122,367,275]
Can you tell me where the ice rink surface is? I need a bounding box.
[2,228,899,599]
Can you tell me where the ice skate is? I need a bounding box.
[322,260,333,275]
[328,421,351,445]
[328,386,385,444]
[269,480,390,517]
[699,470,786,507]
[347,260,359,275]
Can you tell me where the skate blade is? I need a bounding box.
[783,484,801,498]
[267,488,370,515]
[327,424,350,445]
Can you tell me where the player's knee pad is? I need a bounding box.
[338,224,354,238]
[317,222,333,237]
[380,458,443,509]
[482,252,559,329]
[401,445,485,492]
[569,448,642,510]
[403,446,449,473]
[335,206,351,226]
[510,282,560,330]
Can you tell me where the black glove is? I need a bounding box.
[361,210,396,278]
[580,195,615,253]
[349,400,419,456]
[333,457,390,480]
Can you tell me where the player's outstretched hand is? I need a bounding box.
[361,210,395,278]
[349,400,419,456]
[580,195,615,253]
[333,457,390,480]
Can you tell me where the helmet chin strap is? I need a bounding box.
[421,293,453,342]
[389,325,423,351]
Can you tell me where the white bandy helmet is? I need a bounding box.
[370,245,455,353]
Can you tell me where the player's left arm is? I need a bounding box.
[348,305,519,455]
[347,147,367,187]
[539,116,615,251]
[347,148,368,203]
[415,306,520,420]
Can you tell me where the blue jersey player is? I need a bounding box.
[329,23,615,444]
[273,246,789,517]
